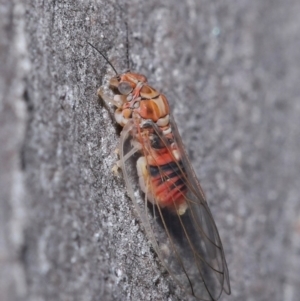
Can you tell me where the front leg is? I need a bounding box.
[111,158,122,176]
[97,87,125,108]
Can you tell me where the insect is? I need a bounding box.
[89,42,231,300]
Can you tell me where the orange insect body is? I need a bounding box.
[110,72,187,212]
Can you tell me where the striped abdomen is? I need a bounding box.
[149,158,188,209]
[138,128,188,212]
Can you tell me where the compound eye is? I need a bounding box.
[118,82,133,95]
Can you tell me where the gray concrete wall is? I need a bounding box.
[1,0,300,300]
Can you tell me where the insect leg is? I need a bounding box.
[98,87,124,108]
[111,160,122,176]
[136,157,147,193]
[112,133,141,177]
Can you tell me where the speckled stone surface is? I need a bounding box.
[1,0,300,300]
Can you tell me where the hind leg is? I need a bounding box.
[136,156,155,204]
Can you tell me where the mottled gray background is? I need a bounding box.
[1,0,300,300]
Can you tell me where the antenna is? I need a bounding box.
[124,21,130,70]
[87,42,118,75]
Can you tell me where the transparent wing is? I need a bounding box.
[119,118,231,301]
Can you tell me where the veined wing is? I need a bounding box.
[119,118,230,300]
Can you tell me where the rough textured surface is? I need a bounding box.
[1,0,300,300]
